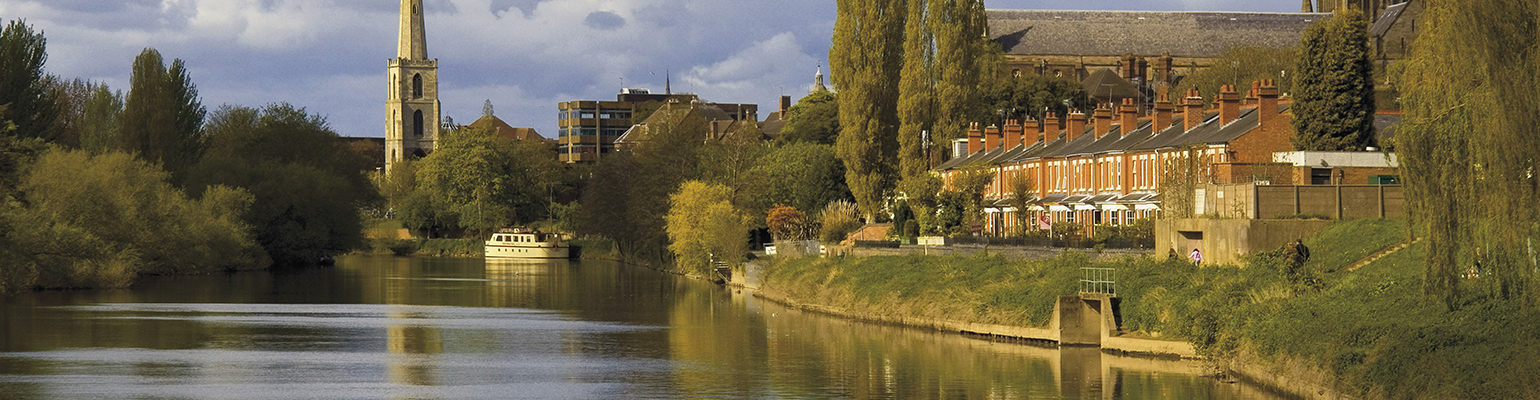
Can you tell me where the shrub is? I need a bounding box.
[819,199,861,244]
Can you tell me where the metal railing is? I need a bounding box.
[1080,267,1116,295]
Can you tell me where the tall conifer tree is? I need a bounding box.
[0,19,56,140]
[896,0,933,183]
[119,49,205,183]
[831,0,906,221]
[1292,8,1375,151]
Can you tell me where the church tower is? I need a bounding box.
[385,0,441,173]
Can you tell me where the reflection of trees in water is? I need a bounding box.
[668,282,769,395]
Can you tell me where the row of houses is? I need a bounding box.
[936,80,1397,237]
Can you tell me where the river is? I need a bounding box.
[0,255,1282,399]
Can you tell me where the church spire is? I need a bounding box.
[1301,0,1314,12]
[398,0,427,60]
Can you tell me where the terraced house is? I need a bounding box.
[937,80,1294,236]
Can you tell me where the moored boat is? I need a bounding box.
[484,228,570,259]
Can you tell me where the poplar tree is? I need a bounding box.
[119,48,206,183]
[896,0,933,182]
[1398,0,1540,309]
[831,0,906,221]
[929,0,987,152]
[1292,8,1375,151]
[0,19,56,140]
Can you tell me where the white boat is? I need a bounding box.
[484,228,570,259]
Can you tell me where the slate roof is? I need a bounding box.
[987,10,1328,57]
[1369,2,1408,37]
[467,115,548,141]
[938,103,1293,172]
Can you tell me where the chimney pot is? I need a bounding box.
[1093,104,1114,139]
[1067,110,1088,142]
[1118,98,1138,137]
[1154,94,1174,133]
[1184,89,1205,132]
[985,124,1002,151]
[968,123,983,154]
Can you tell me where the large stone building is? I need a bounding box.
[385,0,441,173]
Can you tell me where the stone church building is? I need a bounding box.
[385,0,441,173]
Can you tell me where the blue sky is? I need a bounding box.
[0,0,1304,138]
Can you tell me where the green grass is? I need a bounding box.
[417,239,482,257]
[761,218,1540,399]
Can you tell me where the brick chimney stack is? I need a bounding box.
[1183,89,1205,132]
[1093,103,1113,139]
[1004,119,1023,149]
[1154,94,1174,133]
[1046,112,1062,141]
[1246,81,1262,107]
[1026,117,1041,144]
[1218,85,1241,125]
[1258,79,1281,131]
[1118,98,1138,137]
[967,122,982,154]
[1067,110,1087,142]
[984,124,1001,151]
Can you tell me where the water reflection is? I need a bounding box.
[0,255,1281,399]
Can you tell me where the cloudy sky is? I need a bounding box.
[0,0,1302,138]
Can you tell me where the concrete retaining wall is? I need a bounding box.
[1156,219,1335,267]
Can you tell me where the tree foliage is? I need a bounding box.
[767,205,810,242]
[1157,146,1209,220]
[831,0,906,221]
[928,0,988,149]
[951,161,995,228]
[666,180,751,274]
[579,105,707,264]
[1175,45,1297,107]
[896,0,934,182]
[747,142,850,218]
[1397,0,1540,309]
[0,19,55,141]
[186,104,378,266]
[0,148,262,293]
[1292,9,1376,151]
[78,85,123,153]
[415,127,561,234]
[119,48,206,182]
[981,73,1091,124]
[777,90,839,145]
[819,199,862,244]
[1004,169,1037,235]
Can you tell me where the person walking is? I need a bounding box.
[1190,248,1203,266]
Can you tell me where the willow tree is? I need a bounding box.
[1398,0,1540,309]
[831,0,906,221]
[1292,8,1375,151]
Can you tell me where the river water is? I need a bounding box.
[0,255,1282,399]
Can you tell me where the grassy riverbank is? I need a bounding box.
[761,218,1540,399]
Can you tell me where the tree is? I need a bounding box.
[951,161,995,230]
[701,121,769,218]
[929,0,988,153]
[78,85,123,153]
[777,90,839,145]
[0,19,55,140]
[766,205,809,242]
[579,104,707,264]
[414,127,560,234]
[186,104,379,266]
[1004,169,1037,235]
[981,73,1091,125]
[1157,146,1209,219]
[1174,45,1297,107]
[1397,0,1540,309]
[42,76,97,147]
[1292,8,1375,151]
[11,148,261,286]
[119,48,206,182]
[747,142,850,219]
[832,0,906,222]
[665,180,751,274]
[896,0,934,181]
